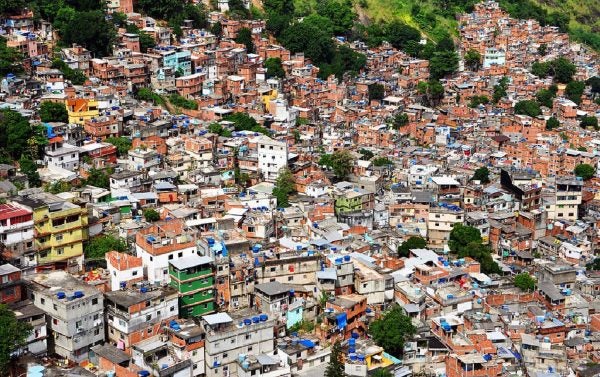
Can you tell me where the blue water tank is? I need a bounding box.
[56,292,66,299]
[138,371,150,377]
[252,316,260,323]
[357,354,365,363]
[244,319,252,326]
[289,289,295,296]
[349,338,356,346]
[74,291,84,299]
[344,255,351,262]
[352,332,360,339]
[141,286,148,293]
[259,314,268,322]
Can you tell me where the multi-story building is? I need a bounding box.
[44,138,80,171]
[201,310,276,377]
[26,271,104,363]
[135,220,198,284]
[104,285,179,352]
[66,98,99,125]
[105,251,143,291]
[427,206,464,250]
[0,263,22,303]
[169,254,216,317]
[255,135,288,182]
[552,177,583,221]
[166,319,206,377]
[10,300,48,356]
[30,193,88,272]
[0,201,35,271]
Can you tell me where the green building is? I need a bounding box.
[169,254,216,317]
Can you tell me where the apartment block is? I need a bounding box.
[27,271,104,363]
[169,254,216,318]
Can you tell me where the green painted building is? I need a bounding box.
[169,254,216,318]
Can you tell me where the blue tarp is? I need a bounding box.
[299,339,315,348]
[336,313,347,329]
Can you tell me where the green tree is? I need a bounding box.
[137,0,183,19]
[531,61,550,78]
[514,100,541,117]
[262,0,294,15]
[574,163,595,180]
[39,101,68,123]
[0,0,25,15]
[56,10,116,57]
[464,49,481,71]
[329,149,354,180]
[324,341,345,377]
[586,258,600,271]
[552,57,576,84]
[493,77,509,103]
[211,21,223,37]
[586,76,600,97]
[0,110,36,161]
[385,21,421,50]
[143,208,160,222]
[580,116,599,130]
[224,113,270,135]
[272,168,295,207]
[417,80,445,106]
[472,166,490,183]
[19,155,41,187]
[0,38,23,76]
[372,369,393,377]
[565,81,585,105]
[265,57,285,78]
[51,59,87,85]
[169,94,198,110]
[514,273,536,291]
[316,0,355,35]
[546,117,560,130]
[105,137,132,157]
[468,95,489,108]
[45,180,73,194]
[373,157,393,166]
[280,19,335,65]
[369,305,416,357]
[235,27,255,53]
[449,224,482,252]
[393,113,409,129]
[85,168,110,188]
[397,236,427,257]
[208,123,232,137]
[135,88,164,105]
[368,83,385,101]
[85,234,127,259]
[537,43,547,56]
[535,88,555,108]
[0,304,33,371]
[359,148,374,160]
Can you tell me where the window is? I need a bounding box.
[53,304,58,310]
[53,318,58,325]
[178,252,183,257]
[147,328,152,334]
[41,298,45,305]
[288,276,293,281]
[55,234,63,241]
[92,298,98,305]
[93,314,99,320]
[168,254,173,260]
[132,270,138,276]
[247,345,253,352]
[223,353,228,358]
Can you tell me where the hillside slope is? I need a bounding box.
[293,0,600,47]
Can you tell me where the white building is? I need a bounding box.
[27,271,104,363]
[44,143,80,171]
[201,312,276,377]
[254,135,288,182]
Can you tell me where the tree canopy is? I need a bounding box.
[514,100,541,117]
[0,304,32,371]
[265,57,285,79]
[574,164,595,180]
[565,81,585,105]
[85,234,127,259]
[84,168,110,189]
[328,150,354,180]
[514,273,536,291]
[324,341,345,377]
[143,208,160,222]
[55,10,116,57]
[235,27,255,53]
[272,168,295,208]
[40,101,68,123]
[105,137,132,157]
[0,38,22,76]
[369,305,416,357]
[546,117,560,130]
[580,116,599,130]
[397,236,427,257]
[0,109,37,161]
[472,166,490,184]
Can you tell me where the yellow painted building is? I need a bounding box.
[65,98,99,125]
[31,193,88,271]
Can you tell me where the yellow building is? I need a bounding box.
[30,193,88,271]
[65,98,99,125]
